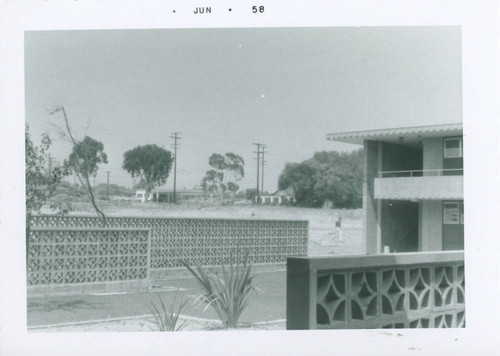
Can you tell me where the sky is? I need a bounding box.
[24,26,462,192]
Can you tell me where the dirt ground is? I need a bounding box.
[33,317,286,332]
[29,269,288,332]
[41,201,365,256]
[32,201,364,331]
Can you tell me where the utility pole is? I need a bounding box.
[253,143,263,202]
[106,171,110,200]
[261,144,266,195]
[170,132,181,204]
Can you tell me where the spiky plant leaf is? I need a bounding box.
[148,290,188,331]
[182,249,257,329]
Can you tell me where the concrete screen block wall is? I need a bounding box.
[27,215,309,295]
[28,215,308,270]
[286,252,465,330]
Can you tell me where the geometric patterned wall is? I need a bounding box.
[28,215,308,286]
[27,228,150,286]
[315,263,465,329]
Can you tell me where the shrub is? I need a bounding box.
[183,250,256,329]
[149,291,188,331]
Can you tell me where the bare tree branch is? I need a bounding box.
[49,106,106,218]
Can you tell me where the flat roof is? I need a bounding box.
[326,123,463,145]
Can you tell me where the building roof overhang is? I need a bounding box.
[326,123,463,145]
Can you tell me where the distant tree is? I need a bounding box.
[25,124,68,213]
[313,166,361,208]
[201,169,223,195]
[222,153,245,181]
[122,145,173,198]
[278,149,363,208]
[235,190,246,199]
[201,153,244,201]
[226,182,240,197]
[133,179,148,191]
[278,162,318,207]
[311,150,363,208]
[66,136,108,217]
[50,106,107,218]
[245,188,258,202]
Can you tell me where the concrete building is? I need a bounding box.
[256,188,296,205]
[327,123,463,254]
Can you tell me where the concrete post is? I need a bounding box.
[364,140,380,254]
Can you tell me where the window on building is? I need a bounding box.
[443,202,460,224]
[460,202,464,225]
[444,138,463,158]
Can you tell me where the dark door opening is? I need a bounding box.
[381,200,419,253]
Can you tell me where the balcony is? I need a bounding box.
[286,251,465,329]
[374,169,463,200]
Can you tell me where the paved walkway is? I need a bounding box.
[28,269,287,329]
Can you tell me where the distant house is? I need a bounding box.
[322,200,334,209]
[135,188,205,203]
[135,190,147,202]
[256,188,296,206]
[327,123,464,253]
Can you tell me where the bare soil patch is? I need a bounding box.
[41,201,364,256]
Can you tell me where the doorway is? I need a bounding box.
[381,200,419,253]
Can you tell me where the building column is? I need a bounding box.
[364,140,381,254]
[376,142,383,253]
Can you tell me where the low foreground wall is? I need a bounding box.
[27,227,151,293]
[27,215,308,294]
[286,251,465,329]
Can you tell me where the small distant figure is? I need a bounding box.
[335,215,343,242]
[251,210,255,218]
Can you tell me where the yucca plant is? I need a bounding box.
[183,250,256,329]
[149,290,188,331]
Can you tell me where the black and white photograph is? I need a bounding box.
[1,1,499,355]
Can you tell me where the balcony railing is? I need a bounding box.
[286,251,465,329]
[378,168,463,178]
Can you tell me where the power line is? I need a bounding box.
[170,132,181,204]
[253,143,265,200]
[42,123,316,153]
[261,145,267,194]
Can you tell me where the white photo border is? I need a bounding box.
[1,1,499,355]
